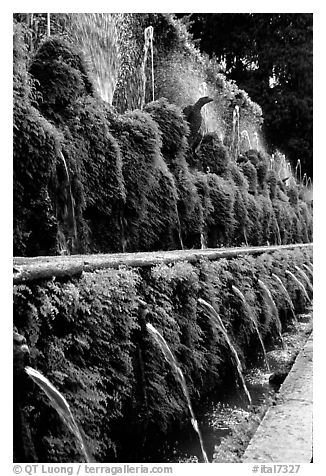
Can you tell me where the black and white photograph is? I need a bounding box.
[11,5,315,471]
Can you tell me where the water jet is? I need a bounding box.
[25,367,93,463]
[198,298,252,405]
[146,323,209,463]
[257,279,284,347]
[285,270,311,304]
[232,285,270,371]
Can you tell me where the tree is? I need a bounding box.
[178,14,313,177]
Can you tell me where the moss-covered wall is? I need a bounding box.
[13,20,313,257]
[13,246,312,462]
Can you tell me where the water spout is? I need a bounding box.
[198,298,252,405]
[271,273,297,323]
[294,266,313,294]
[68,13,120,104]
[47,13,51,37]
[200,232,207,250]
[231,105,240,160]
[232,286,270,371]
[295,159,302,183]
[57,151,78,253]
[285,270,311,303]
[257,280,284,347]
[253,131,259,151]
[175,207,184,250]
[25,367,92,463]
[146,323,209,463]
[302,263,313,279]
[240,130,252,150]
[141,26,154,110]
[270,155,274,170]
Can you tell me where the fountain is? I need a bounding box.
[231,285,270,371]
[146,323,209,463]
[141,26,154,110]
[302,263,313,279]
[199,82,209,134]
[231,105,240,160]
[68,13,120,104]
[240,130,252,150]
[253,131,259,151]
[47,13,51,36]
[295,159,302,183]
[198,298,252,405]
[294,266,313,294]
[25,367,93,463]
[56,151,78,254]
[271,273,297,322]
[285,270,311,303]
[269,154,275,170]
[175,206,184,250]
[200,232,207,250]
[257,279,284,347]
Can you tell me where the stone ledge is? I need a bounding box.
[242,333,313,463]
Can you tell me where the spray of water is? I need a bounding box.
[240,130,252,151]
[175,205,184,250]
[285,270,311,303]
[294,266,313,294]
[302,263,313,279]
[231,106,240,160]
[141,26,154,110]
[146,323,209,463]
[269,154,274,170]
[25,367,92,462]
[295,159,302,183]
[257,280,284,347]
[67,13,120,104]
[58,151,78,253]
[198,298,252,405]
[253,131,259,151]
[231,286,270,371]
[271,273,297,323]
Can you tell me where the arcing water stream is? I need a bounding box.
[25,367,92,463]
[294,266,313,294]
[272,273,297,322]
[257,279,284,347]
[302,263,313,279]
[198,298,252,405]
[232,285,270,371]
[286,270,311,303]
[146,323,209,463]
[169,307,312,463]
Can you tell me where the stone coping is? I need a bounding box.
[242,333,313,463]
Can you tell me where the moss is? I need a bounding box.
[232,188,249,246]
[107,108,179,251]
[62,98,126,253]
[144,98,189,169]
[14,247,312,462]
[227,162,249,190]
[241,161,258,195]
[266,169,278,199]
[196,133,231,176]
[246,194,263,245]
[206,174,235,246]
[13,97,62,255]
[30,36,95,121]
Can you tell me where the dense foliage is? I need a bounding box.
[13,14,313,464]
[180,13,313,177]
[13,19,312,256]
[13,247,312,462]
